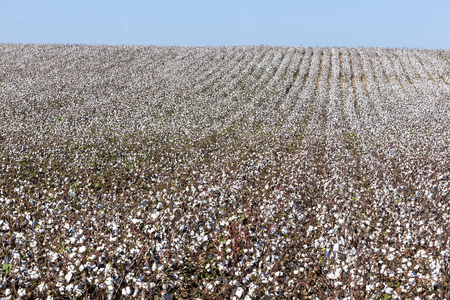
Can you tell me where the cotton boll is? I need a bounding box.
[235,287,244,298]
[333,243,339,253]
[122,286,132,297]
[65,271,73,283]
[16,288,26,297]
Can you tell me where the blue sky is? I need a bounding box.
[1,0,449,48]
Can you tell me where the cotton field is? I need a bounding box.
[0,44,449,299]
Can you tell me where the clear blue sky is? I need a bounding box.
[1,0,449,49]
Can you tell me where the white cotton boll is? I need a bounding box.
[235,287,244,298]
[0,220,10,231]
[131,218,142,224]
[18,288,26,297]
[105,276,114,285]
[275,271,283,277]
[247,283,257,296]
[342,264,349,272]
[202,235,208,243]
[206,283,214,292]
[65,284,74,292]
[150,212,159,221]
[333,243,339,253]
[79,246,87,253]
[37,282,47,292]
[74,286,83,297]
[132,287,139,297]
[30,240,37,248]
[13,252,20,260]
[329,267,342,280]
[65,271,73,283]
[327,273,336,280]
[105,263,112,274]
[122,286,132,297]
